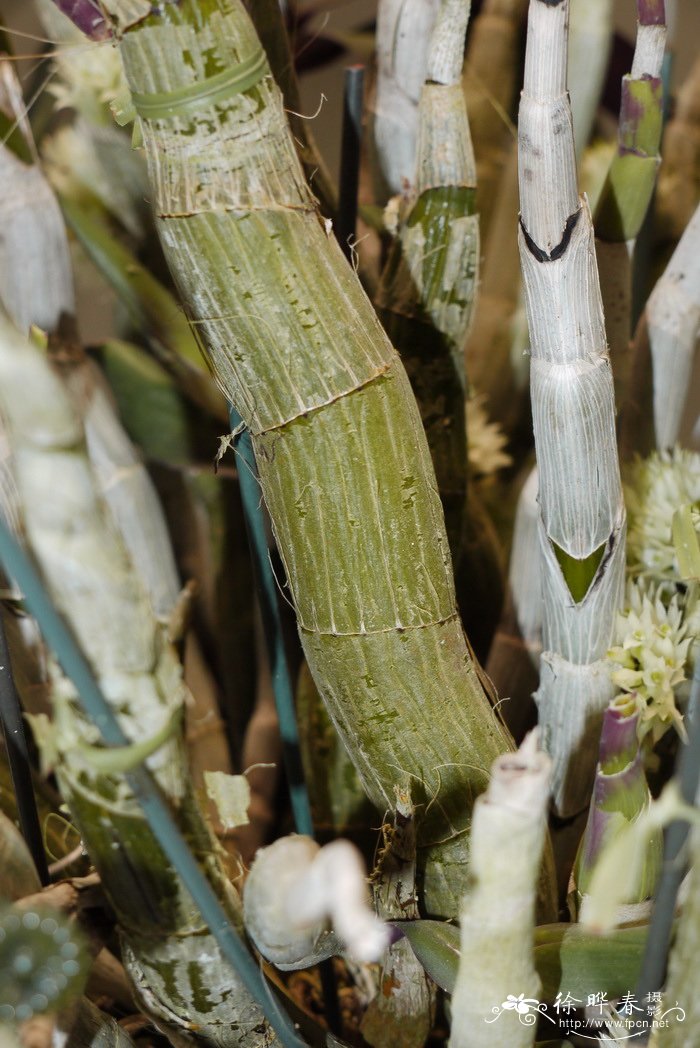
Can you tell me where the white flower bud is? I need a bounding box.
[243,836,389,970]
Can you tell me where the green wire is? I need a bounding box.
[0,515,307,1048]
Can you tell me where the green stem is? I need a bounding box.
[115,0,512,918]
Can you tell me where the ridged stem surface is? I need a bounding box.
[116,0,512,918]
[518,0,626,816]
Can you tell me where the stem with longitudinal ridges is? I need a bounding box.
[594,1,666,396]
[370,0,440,201]
[450,733,552,1048]
[376,0,505,660]
[518,0,626,817]
[108,0,514,919]
[620,201,700,459]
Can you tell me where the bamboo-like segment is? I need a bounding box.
[112,0,513,918]
[5,92,237,847]
[518,0,626,817]
[0,319,271,1047]
[60,357,237,850]
[449,733,551,1048]
[62,358,181,620]
[655,51,700,249]
[375,0,507,658]
[620,202,700,459]
[574,695,662,911]
[462,0,527,240]
[594,1,666,381]
[370,0,441,200]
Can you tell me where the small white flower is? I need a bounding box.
[49,41,127,126]
[625,447,700,581]
[607,581,691,743]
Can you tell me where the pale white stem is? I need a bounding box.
[631,23,666,79]
[449,732,552,1048]
[372,0,441,197]
[568,0,614,158]
[520,0,577,250]
[63,361,181,620]
[647,202,700,450]
[0,318,184,797]
[427,0,472,85]
[509,466,542,667]
[596,9,666,379]
[519,0,625,816]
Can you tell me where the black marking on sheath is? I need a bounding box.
[535,0,567,6]
[520,207,581,263]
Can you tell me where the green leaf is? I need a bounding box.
[399,919,649,1002]
[534,923,647,1001]
[553,541,606,603]
[395,919,460,993]
[672,504,700,581]
[76,706,183,774]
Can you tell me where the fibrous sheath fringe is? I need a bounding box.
[116,0,512,918]
[518,0,626,816]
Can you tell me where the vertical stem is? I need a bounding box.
[519,0,626,817]
[112,0,513,920]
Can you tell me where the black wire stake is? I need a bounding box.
[337,65,365,261]
[229,408,342,1036]
[633,654,700,1042]
[0,612,50,885]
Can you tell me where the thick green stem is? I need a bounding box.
[115,0,512,918]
